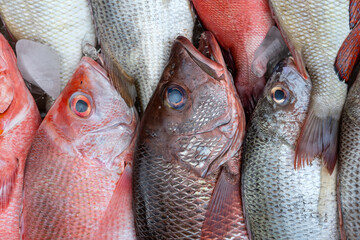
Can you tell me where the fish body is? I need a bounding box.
[0,0,96,92]
[0,34,40,239]
[133,32,247,239]
[22,57,138,239]
[269,0,350,173]
[242,59,339,239]
[338,72,360,239]
[89,0,194,111]
[192,0,274,117]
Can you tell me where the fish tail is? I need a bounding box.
[0,158,17,211]
[100,47,137,108]
[350,0,360,29]
[334,23,360,83]
[295,109,339,174]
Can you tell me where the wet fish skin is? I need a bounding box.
[242,58,339,239]
[0,34,41,240]
[133,32,247,239]
[0,0,96,92]
[338,72,360,239]
[192,0,274,118]
[269,0,350,173]
[89,0,194,111]
[22,57,138,239]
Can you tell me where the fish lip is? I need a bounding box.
[175,32,225,80]
[81,56,109,81]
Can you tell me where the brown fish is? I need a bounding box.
[133,32,247,239]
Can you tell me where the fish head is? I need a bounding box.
[45,57,138,170]
[253,58,311,146]
[0,34,32,136]
[140,32,245,177]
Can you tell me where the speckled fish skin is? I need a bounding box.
[192,0,274,118]
[0,0,96,91]
[22,57,138,240]
[0,34,40,240]
[338,72,360,239]
[133,32,247,239]
[89,0,194,111]
[269,0,350,173]
[242,59,339,239]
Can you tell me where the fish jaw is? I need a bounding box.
[192,0,274,118]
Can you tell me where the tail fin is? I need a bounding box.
[295,109,339,174]
[335,23,360,83]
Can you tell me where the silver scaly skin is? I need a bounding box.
[242,59,339,239]
[338,72,360,240]
[89,0,194,111]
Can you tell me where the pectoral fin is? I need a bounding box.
[0,157,17,211]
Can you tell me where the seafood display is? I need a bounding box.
[0,34,41,240]
[242,58,338,239]
[22,57,138,239]
[133,32,247,239]
[0,1,359,239]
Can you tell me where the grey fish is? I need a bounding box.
[338,71,360,239]
[241,58,339,239]
[89,0,194,110]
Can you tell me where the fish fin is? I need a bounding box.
[100,50,137,108]
[350,0,360,29]
[251,26,289,78]
[95,164,136,240]
[337,176,346,240]
[334,23,360,83]
[235,76,266,120]
[295,109,339,174]
[15,39,61,99]
[201,169,247,239]
[0,157,17,211]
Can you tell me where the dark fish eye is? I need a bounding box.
[165,85,187,110]
[70,93,92,117]
[271,86,288,105]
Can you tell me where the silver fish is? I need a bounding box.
[338,72,360,239]
[89,0,195,111]
[242,58,339,239]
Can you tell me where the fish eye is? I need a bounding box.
[271,86,288,105]
[164,85,187,110]
[69,93,92,117]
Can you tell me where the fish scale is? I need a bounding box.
[338,72,360,239]
[89,0,194,111]
[241,59,338,239]
[0,0,96,90]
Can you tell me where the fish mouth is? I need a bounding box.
[175,31,225,81]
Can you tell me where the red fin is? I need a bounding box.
[95,164,136,240]
[335,23,360,83]
[350,0,360,29]
[201,169,248,239]
[295,110,340,174]
[0,157,17,211]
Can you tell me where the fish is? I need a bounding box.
[0,0,96,98]
[269,0,350,174]
[133,31,248,239]
[241,58,339,239]
[0,34,41,239]
[338,71,360,239]
[89,0,195,111]
[192,0,274,118]
[22,57,138,239]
